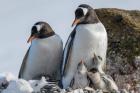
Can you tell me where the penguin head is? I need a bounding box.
[89,68,98,73]
[77,60,87,73]
[27,21,55,43]
[72,4,100,27]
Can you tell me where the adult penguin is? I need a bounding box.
[19,21,63,81]
[62,4,107,88]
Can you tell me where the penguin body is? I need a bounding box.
[70,61,89,89]
[19,22,63,81]
[62,4,107,88]
[87,71,118,92]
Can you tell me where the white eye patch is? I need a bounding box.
[78,7,88,16]
[35,24,42,32]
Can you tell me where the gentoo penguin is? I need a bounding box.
[61,4,107,88]
[87,68,118,92]
[19,21,63,81]
[70,60,89,89]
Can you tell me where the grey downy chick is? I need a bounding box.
[87,68,118,92]
[70,60,89,89]
[91,53,105,74]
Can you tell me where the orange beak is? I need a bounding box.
[27,35,36,43]
[71,19,80,27]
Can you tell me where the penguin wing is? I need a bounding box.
[61,29,76,76]
[105,74,114,81]
[101,74,117,90]
[102,75,111,89]
[18,48,30,78]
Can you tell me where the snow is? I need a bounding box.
[0,72,130,93]
[29,77,48,92]
[0,72,90,93]
[0,73,47,93]
[0,73,60,93]
[2,79,33,93]
[0,72,16,88]
[70,89,84,93]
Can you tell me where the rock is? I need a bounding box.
[120,89,128,93]
[41,84,61,93]
[95,8,140,90]
[95,89,103,93]
[133,56,140,69]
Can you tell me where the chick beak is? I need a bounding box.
[27,35,37,43]
[80,60,83,64]
[71,18,80,27]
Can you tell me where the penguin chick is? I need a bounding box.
[91,53,105,74]
[87,68,118,92]
[19,21,63,81]
[70,60,89,89]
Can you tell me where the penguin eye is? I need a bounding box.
[75,8,84,18]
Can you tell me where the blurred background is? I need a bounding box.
[0,0,139,76]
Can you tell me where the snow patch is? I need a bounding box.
[2,79,33,93]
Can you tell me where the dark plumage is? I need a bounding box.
[74,4,100,25]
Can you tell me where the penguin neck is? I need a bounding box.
[92,73,101,85]
[39,31,55,39]
[75,22,105,33]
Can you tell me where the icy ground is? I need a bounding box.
[0,72,130,93]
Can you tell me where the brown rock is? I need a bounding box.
[95,8,140,90]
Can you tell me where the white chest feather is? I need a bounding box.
[28,35,60,66]
[71,23,107,66]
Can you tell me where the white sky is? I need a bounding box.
[0,0,139,76]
